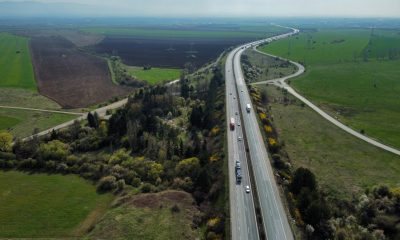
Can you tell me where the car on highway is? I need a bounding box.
[238,136,242,141]
[235,111,239,115]
[230,92,232,95]
[245,185,250,193]
[238,122,241,126]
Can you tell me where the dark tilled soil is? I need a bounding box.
[30,36,130,108]
[90,37,248,68]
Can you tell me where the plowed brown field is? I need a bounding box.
[30,36,130,108]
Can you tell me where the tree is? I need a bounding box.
[290,167,317,195]
[97,175,117,192]
[87,112,99,129]
[0,131,13,152]
[38,140,70,161]
[175,157,200,180]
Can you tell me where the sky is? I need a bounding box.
[1,0,400,18]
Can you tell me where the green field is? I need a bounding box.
[125,65,181,85]
[0,171,113,238]
[0,115,20,130]
[80,25,287,39]
[0,109,76,138]
[88,191,200,239]
[261,86,400,199]
[0,33,36,90]
[259,29,400,148]
[0,88,63,109]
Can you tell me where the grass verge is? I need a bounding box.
[260,85,400,199]
[0,108,76,138]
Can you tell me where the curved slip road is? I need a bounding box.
[251,42,400,156]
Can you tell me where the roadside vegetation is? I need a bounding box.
[242,50,297,83]
[0,170,113,238]
[259,28,400,148]
[249,84,400,239]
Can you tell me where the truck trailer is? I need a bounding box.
[230,117,235,130]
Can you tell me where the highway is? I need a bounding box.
[226,50,259,240]
[226,28,299,240]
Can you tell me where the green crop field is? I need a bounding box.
[0,171,113,238]
[125,65,181,85]
[0,33,36,90]
[80,25,287,39]
[259,28,400,148]
[0,115,20,130]
[0,109,76,138]
[260,86,400,199]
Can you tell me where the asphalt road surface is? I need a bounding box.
[252,47,400,156]
[226,27,299,240]
[226,49,259,240]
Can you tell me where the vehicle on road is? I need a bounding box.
[230,117,235,130]
[238,122,241,126]
[245,185,250,193]
[246,104,251,113]
[236,168,242,184]
[235,160,241,169]
[238,136,242,141]
[235,111,239,115]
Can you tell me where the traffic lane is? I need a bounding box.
[226,54,258,240]
[227,53,259,239]
[236,62,293,239]
[235,104,258,239]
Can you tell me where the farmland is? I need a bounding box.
[30,36,131,108]
[0,108,76,138]
[259,85,400,199]
[0,33,36,90]
[0,171,113,238]
[259,28,400,148]
[87,25,289,68]
[124,65,180,85]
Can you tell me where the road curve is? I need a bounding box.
[251,44,400,156]
[226,28,298,240]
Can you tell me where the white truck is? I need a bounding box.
[246,104,251,113]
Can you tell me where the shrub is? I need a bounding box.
[38,140,70,161]
[140,182,155,193]
[171,204,180,213]
[97,175,117,192]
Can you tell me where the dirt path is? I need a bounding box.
[0,105,83,115]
